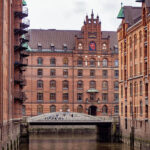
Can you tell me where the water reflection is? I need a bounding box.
[20,134,131,150]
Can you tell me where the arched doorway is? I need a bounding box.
[88,105,97,116]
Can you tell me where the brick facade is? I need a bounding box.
[24,12,119,117]
[117,0,150,147]
[0,0,29,149]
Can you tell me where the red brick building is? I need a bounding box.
[24,12,119,117]
[117,0,150,147]
[0,0,29,149]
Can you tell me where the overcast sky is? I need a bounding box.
[26,0,141,31]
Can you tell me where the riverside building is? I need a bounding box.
[0,0,29,149]
[23,12,119,117]
[117,0,150,147]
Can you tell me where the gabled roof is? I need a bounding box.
[28,29,117,51]
[123,6,142,26]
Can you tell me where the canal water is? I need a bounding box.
[19,133,135,150]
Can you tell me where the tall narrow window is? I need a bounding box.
[134,82,138,96]
[50,93,56,102]
[114,70,119,78]
[37,93,43,101]
[37,69,43,76]
[50,105,56,112]
[22,105,26,116]
[78,69,83,77]
[37,105,43,115]
[102,93,108,101]
[139,31,142,43]
[63,80,69,89]
[90,80,96,88]
[114,93,119,101]
[90,69,95,77]
[114,59,118,67]
[77,93,83,101]
[77,80,83,89]
[102,81,108,90]
[90,58,96,66]
[63,93,69,102]
[102,59,108,67]
[37,57,43,65]
[50,58,56,66]
[114,81,119,90]
[134,34,137,45]
[140,81,142,96]
[102,105,108,114]
[121,85,123,98]
[50,80,56,89]
[121,103,123,116]
[102,70,108,78]
[114,105,119,114]
[140,101,143,116]
[129,37,132,48]
[63,69,68,77]
[130,83,133,97]
[37,80,43,88]
[63,57,68,66]
[77,58,83,66]
[50,69,56,77]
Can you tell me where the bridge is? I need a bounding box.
[21,112,120,142]
[27,112,119,125]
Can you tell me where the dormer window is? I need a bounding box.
[63,44,68,50]
[50,43,55,51]
[102,43,107,50]
[78,43,83,50]
[38,42,42,50]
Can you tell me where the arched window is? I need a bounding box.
[140,81,142,96]
[130,83,133,97]
[102,81,108,90]
[50,105,56,113]
[139,31,142,43]
[121,103,123,115]
[102,43,107,50]
[50,58,56,66]
[129,37,132,48]
[22,105,26,116]
[37,80,43,88]
[134,34,137,45]
[120,43,123,53]
[114,81,119,90]
[90,58,96,66]
[63,80,69,89]
[114,105,119,114]
[102,59,108,67]
[134,82,138,96]
[63,57,68,66]
[77,80,83,89]
[140,101,143,116]
[90,80,96,88]
[130,102,133,116]
[77,57,83,66]
[37,57,43,65]
[62,105,69,112]
[114,59,118,67]
[37,105,43,115]
[50,80,56,89]
[77,105,83,113]
[102,105,108,114]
